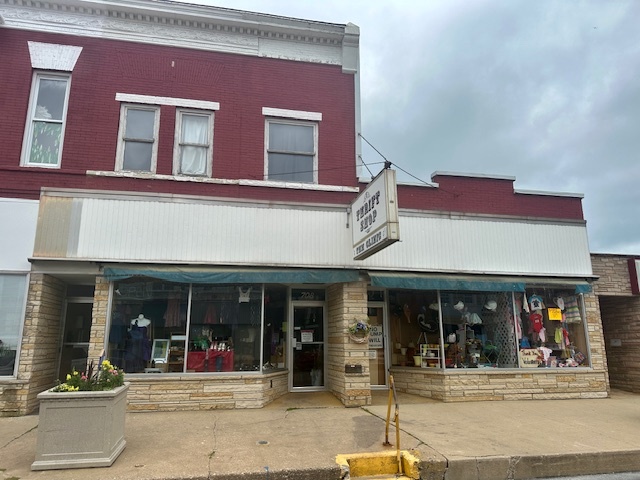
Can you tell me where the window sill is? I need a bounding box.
[87,170,359,193]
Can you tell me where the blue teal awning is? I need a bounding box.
[103,266,360,285]
[368,273,526,292]
[368,272,592,294]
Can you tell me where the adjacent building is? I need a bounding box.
[0,0,609,416]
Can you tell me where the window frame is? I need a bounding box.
[20,71,72,168]
[0,273,29,378]
[115,103,161,173]
[264,117,319,184]
[172,108,214,178]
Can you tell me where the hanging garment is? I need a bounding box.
[554,327,563,345]
[539,327,547,343]
[513,297,523,340]
[164,296,183,328]
[528,294,545,311]
[564,296,582,323]
[203,303,218,324]
[529,312,544,332]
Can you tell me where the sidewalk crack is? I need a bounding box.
[1,424,37,449]
[207,419,218,480]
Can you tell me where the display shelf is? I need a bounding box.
[420,344,441,368]
[168,335,186,372]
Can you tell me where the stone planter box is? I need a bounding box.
[32,382,128,470]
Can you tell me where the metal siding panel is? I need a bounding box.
[33,196,73,258]
[60,195,592,277]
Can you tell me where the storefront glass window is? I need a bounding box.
[388,290,440,367]
[0,274,27,376]
[108,280,263,373]
[262,286,287,370]
[518,289,589,368]
[440,291,517,368]
[388,286,590,370]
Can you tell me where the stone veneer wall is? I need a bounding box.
[391,368,608,401]
[592,254,640,393]
[88,276,110,364]
[0,274,66,416]
[326,281,371,407]
[125,371,288,411]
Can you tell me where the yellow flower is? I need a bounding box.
[66,374,71,381]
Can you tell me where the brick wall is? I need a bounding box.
[591,254,635,296]
[327,281,371,407]
[0,28,357,201]
[397,174,585,221]
[592,253,640,393]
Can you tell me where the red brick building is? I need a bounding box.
[0,0,608,416]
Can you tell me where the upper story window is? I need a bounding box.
[21,73,71,168]
[20,42,82,169]
[173,109,213,177]
[114,93,219,176]
[115,104,160,173]
[263,107,322,184]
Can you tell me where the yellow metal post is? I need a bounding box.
[384,374,403,475]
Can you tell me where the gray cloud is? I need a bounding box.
[179,0,640,254]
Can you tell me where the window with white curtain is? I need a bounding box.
[173,109,213,177]
[115,104,160,173]
[21,72,71,168]
[265,119,317,183]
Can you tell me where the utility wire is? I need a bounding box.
[358,154,375,178]
[358,133,435,187]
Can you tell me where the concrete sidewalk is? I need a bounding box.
[1,389,640,480]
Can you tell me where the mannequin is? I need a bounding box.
[131,314,151,327]
[126,314,151,372]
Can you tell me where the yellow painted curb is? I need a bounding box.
[336,450,420,479]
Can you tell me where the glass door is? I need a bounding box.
[368,290,388,387]
[57,300,93,380]
[290,304,325,389]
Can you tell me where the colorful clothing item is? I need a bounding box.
[528,294,545,311]
[529,312,544,332]
[564,295,582,323]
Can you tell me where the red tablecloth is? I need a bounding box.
[187,350,234,372]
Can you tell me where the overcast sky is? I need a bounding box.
[177,0,639,255]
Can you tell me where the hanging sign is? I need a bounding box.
[547,308,562,321]
[352,168,400,260]
[301,330,314,343]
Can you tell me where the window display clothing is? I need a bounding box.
[125,318,151,372]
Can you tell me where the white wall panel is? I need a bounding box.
[36,194,593,277]
[0,198,39,271]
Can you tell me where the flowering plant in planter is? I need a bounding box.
[52,359,124,392]
[33,357,129,471]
